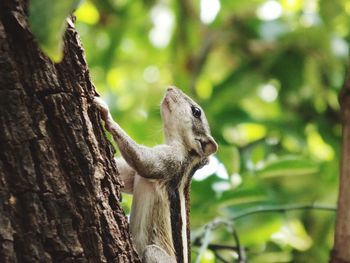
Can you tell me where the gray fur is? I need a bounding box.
[94,87,217,263]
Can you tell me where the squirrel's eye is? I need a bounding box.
[191,106,201,118]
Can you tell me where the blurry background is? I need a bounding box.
[74,0,349,262]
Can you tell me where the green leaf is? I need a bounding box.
[29,0,81,62]
[257,157,319,178]
[216,146,240,174]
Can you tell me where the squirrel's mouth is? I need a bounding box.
[162,97,172,112]
[195,138,206,155]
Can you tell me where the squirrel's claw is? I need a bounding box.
[94,97,110,122]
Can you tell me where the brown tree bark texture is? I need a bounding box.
[0,1,140,262]
[330,65,350,263]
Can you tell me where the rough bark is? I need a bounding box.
[0,0,140,262]
[330,64,350,263]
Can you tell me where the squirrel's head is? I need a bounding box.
[161,86,218,158]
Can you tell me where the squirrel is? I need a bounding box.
[94,86,218,263]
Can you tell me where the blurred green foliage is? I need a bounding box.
[29,0,81,62]
[73,0,349,262]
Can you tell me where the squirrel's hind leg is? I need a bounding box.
[142,245,176,263]
[115,157,136,194]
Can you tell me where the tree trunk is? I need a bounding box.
[330,64,350,263]
[0,0,140,262]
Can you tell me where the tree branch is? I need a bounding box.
[214,252,230,263]
[231,228,246,263]
[231,203,336,221]
[193,219,247,263]
[194,221,213,263]
[331,59,350,262]
[193,203,336,262]
[207,243,239,251]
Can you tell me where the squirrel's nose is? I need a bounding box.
[167,86,177,92]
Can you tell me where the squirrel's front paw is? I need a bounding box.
[94,97,110,121]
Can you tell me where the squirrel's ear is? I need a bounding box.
[202,135,218,156]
